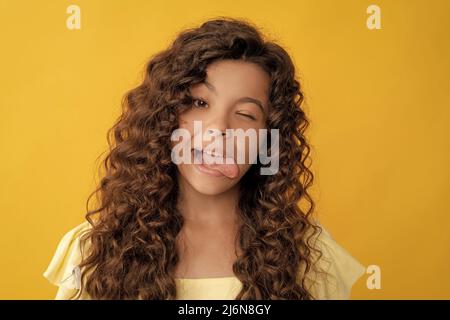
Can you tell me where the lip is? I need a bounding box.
[194,162,225,177]
[191,147,234,160]
[202,149,226,158]
[191,149,225,177]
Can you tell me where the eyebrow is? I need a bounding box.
[202,80,266,113]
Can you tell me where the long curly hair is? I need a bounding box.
[72,16,324,300]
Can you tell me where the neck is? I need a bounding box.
[176,174,241,227]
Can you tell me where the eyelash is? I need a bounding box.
[192,98,208,109]
[239,113,256,120]
[192,98,257,120]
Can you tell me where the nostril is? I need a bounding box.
[206,128,225,137]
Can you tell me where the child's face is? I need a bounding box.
[174,59,270,195]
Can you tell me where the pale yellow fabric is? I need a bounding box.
[43,221,366,300]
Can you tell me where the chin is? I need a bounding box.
[189,180,234,195]
[178,164,237,195]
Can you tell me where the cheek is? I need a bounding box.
[178,115,190,129]
[177,112,202,138]
[235,128,266,163]
[237,163,253,177]
[179,108,207,124]
[175,118,194,141]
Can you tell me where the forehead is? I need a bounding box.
[190,59,271,106]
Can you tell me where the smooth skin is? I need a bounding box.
[174,59,271,279]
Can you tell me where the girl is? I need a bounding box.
[43,17,365,300]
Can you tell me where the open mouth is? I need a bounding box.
[191,148,239,178]
[192,148,234,163]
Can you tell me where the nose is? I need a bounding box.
[206,128,226,137]
[204,114,230,139]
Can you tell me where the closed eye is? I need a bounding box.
[237,112,256,120]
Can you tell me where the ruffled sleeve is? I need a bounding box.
[306,224,366,300]
[43,221,92,299]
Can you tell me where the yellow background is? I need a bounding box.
[1,0,449,299]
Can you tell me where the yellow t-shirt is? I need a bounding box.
[43,221,366,300]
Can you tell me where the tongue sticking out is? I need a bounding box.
[204,160,239,178]
[201,151,239,179]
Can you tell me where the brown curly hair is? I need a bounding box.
[71,16,324,300]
